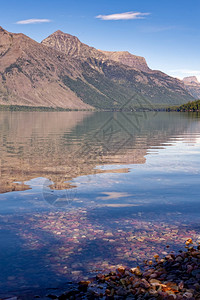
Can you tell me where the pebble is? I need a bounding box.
[47,241,200,299]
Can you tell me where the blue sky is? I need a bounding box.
[1,0,200,80]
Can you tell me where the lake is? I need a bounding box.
[0,111,200,297]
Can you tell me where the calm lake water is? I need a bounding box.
[0,111,200,297]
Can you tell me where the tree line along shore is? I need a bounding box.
[167,100,200,112]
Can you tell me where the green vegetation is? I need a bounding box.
[167,99,200,112]
[0,104,92,112]
[61,59,193,110]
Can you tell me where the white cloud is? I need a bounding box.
[16,19,51,24]
[96,11,150,21]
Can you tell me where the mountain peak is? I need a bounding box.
[98,49,151,72]
[45,30,80,41]
[183,76,199,84]
[42,31,151,72]
[182,76,200,99]
[41,30,104,60]
[0,26,9,34]
[53,30,64,34]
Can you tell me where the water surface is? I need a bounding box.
[0,111,200,296]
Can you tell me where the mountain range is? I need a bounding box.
[0,26,195,110]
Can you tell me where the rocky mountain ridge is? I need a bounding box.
[0,26,194,109]
[41,31,151,73]
[98,50,152,73]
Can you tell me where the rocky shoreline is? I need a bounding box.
[4,239,200,300]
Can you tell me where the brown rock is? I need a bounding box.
[140,278,151,289]
[130,266,142,276]
[183,291,194,298]
[117,266,126,274]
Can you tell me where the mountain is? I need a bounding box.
[41,30,106,61]
[98,50,151,73]
[42,31,151,72]
[183,76,200,99]
[0,26,92,109]
[42,30,194,108]
[0,110,193,193]
[0,26,194,109]
[183,76,199,84]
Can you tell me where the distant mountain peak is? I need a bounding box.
[182,76,200,99]
[183,76,199,84]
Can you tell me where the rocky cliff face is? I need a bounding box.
[183,76,200,99]
[98,50,151,72]
[0,26,194,109]
[42,30,105,61]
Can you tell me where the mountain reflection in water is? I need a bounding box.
[0,111,200,297]
[0,111,198,194]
